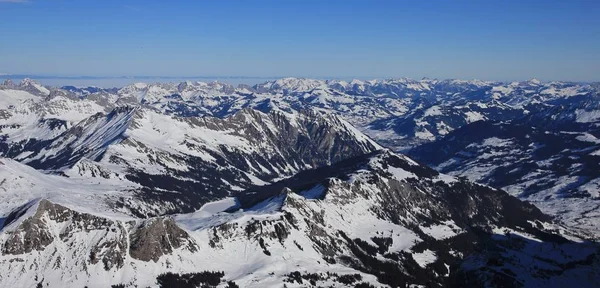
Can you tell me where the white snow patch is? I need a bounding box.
[412,249,437,267]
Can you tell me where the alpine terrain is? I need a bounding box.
[0,78,599,287]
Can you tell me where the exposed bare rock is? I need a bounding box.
[129,217,198,262]
[1,200,127,270]
[1,201,54,255]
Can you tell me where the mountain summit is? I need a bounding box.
[0,78,598,287]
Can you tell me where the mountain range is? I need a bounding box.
[0,77,599,287]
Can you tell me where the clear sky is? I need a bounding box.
[1,0,599,82]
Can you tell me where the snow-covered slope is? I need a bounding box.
[4,77,598,151]
[409,120,600,235]
[5,103,381,217]
[0,158,136,219]
[1,150,596,288]
[0,77,599,287]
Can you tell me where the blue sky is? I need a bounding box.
[0,0,599,81]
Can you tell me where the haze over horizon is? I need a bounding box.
[1,74,587,89]
[1,0,599,83]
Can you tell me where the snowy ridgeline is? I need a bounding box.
[1,149,596,287]
[0,78,599,287]
[408,120,600,235]
[2,77,599,228]
[2,77,598,151]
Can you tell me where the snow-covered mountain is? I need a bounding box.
[4,77,595,150]
[409,120,600,234]
[2,104,380,217]
[0,78,599,287]
[26,77,596,150]
[1,150,597,287]
[407,86,600,234]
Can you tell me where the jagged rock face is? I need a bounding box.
[129,218,197,262]
[1,203,54,255]
[117,107,379,215]
[178,108,378,168]
[1,200,127,271]
[205,151,598,287]
[0,78,598,287]
[0,151,598,287]
[1,201,198,267]
[0,200,201,287]
[2,106,380,217]
[246,151,550,232]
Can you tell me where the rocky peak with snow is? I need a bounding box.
[16,78,50,96]
[1,79,15,87]
[3,104,381,217]
[1,146,597,287]
[0,77,599,286]
[254,77,326,94]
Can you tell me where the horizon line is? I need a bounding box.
[0,74,597,84]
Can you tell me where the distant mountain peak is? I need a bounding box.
[529,78,542,85]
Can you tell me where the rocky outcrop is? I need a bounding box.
[1,200,128,271]
[1,202,54,255]
[129,217,198,262]
[225,150,599,287]
[0,149,598,287]
[4,106,380,217]
[1,200,197,270]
